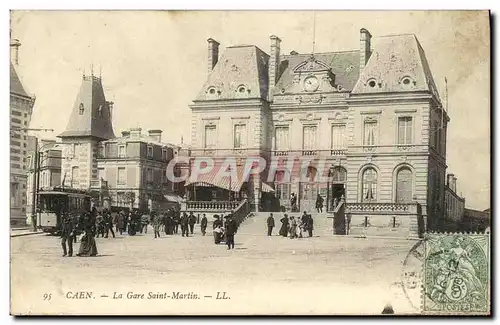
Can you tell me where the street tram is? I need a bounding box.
[36,186,92,234]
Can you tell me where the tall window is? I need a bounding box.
[363,120,377,146]
[331,124,346,149]
[331,166,347,183]
[147,168,153,183]
[274,171,291,200]
[234,124,247,148]
[398,117,413,145]
[79,103,84,115]
[433,121,439,150]
[99,145,105,158]
[118,145,126,158]
[303,125,317,150]
[117,167,126,185]
[147,146,153,158]
[275,126,289,150]
[98,168,105,181]
[71,166,79,187]
[10,183,19,206]
[162,148,167,161]
[362,167,377,202]
[396,167,413,203]
[204,125,217,149]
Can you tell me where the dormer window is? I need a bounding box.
[367,79,377,88]
[207,86,220,99]
[147,145,153,158]
[79,103,84,115]
[238,86,246,93]
[400,76,414,88]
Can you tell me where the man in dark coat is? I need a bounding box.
[279,214,289,237]
[200,214,208,236]
[181,212,189,237]
[224,215,238,250]
[307,214,314,237]
[188,212,197,234]
[174,210,180,234]
[104,210,115,238]
[266,213,275,236]
[61,215,74,257]
[316,194,324,213]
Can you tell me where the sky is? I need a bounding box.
[10,10,490,210]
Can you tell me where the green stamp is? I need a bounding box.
[423,233,490,314]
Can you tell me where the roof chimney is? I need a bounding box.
[148,129,162,142]
[129,127,142,138]
[268,35,282,100]
[207,38,220,74]
[359,28,372,71]
[10,38,21,65]
[121,130,130,137]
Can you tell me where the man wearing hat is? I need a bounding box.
[266,213,275,236]
[224,214,238,250]
[61,215,74,257]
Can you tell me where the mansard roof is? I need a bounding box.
[194,45,269,101]
[352,34,441,101]
[58,75,115,140]
[274,50,361,94]
[10,63,30,98]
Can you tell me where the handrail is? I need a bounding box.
[185,200,240,211]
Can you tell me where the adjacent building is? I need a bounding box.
[10,37,36,225]
[26,138,63,216]
[58,72,181,212]
[95,128,179,211]
[444,173,465,223]
[187,29,452,235]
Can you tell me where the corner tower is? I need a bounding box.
[58,73,115,189]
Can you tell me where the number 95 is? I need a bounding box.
[43,293,52,301]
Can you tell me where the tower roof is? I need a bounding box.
[58,74,115,140]
[194,45,269,101]
[352,34,441,101]
[10,63,30,98]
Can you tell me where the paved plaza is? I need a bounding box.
[11,215,420,315]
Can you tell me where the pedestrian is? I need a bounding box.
[224,215,237,250]
[279,214,289,237]
[266,213,275,236]
[140,212,150,234]
[95,212,105,238]
[290,193,297,212]
[188,211,196,234]
[174,210,180,234]
[152,212,161,238]
[307,213,314,237]
[76,213,98,257]
[181,212,189,237]
[213,215,224,244]
[316,194,324,213]
[104,210,115,238]
[333,197,339,210]
[289,216,297,239]
[60,215,74,257]
[200,213,208,236]
[116,211,125,235]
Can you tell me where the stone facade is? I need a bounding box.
[189,28,452,234]
[10,38,35,225]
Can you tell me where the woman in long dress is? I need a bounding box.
[279,214,289,237]
[77,213,98,257]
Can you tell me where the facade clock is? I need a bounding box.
[303,75,319,92]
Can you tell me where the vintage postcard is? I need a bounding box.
[9,10,490,315]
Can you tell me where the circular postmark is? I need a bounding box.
[401,239,425,312]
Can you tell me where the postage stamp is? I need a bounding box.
[422,233,490,315]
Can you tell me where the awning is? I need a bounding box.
[185,164,249,193]
[261,182,275,193]
[164,194,184,203]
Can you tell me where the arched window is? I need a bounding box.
[79,103,84,115]
[396,167,412,203]
[331,166,347,183]
[362,167,377,202]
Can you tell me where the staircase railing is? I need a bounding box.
[232,199,250,227]
[186,200,240,211]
